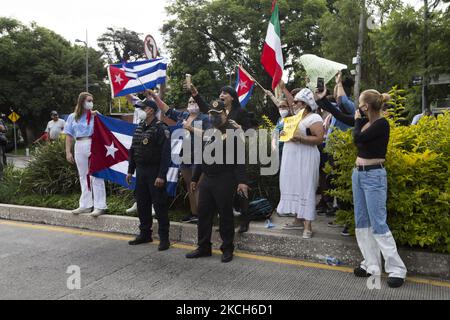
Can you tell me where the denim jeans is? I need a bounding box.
[352,168,390,235]
[352,168,407,278]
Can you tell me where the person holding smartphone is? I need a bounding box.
[352,89,407,288]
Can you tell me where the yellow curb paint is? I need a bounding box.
[1,220,449,289]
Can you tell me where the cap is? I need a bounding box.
[208,100,226,114]
[294,88,319,111]
[135,98,158,111]
[50,111,58,116]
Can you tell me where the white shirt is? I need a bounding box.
[46,119,66,140]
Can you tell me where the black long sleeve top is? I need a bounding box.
[317,97,355,127]
[353,118,390,159]
[191,121,248,185]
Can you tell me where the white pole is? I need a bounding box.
[13,122,17,154]
[86,29,89,93]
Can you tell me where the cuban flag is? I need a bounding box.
[108,58,167,98]
[89,114,179,197]
[235,65,255,107]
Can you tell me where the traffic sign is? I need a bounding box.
[8,111,20,123]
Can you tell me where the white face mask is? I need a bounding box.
[279,110,289,118]
[138,109,147,121]
[188,105,200,114]
[84,101,94,110]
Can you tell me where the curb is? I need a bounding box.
[0,204,449,279]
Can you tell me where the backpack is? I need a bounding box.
[247,198,274,221]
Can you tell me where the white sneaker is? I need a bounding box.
[126,202,138,214]
[233,209,242,217]
[72,207,92,215]
[91,209,106,218]
[303,230,313,239]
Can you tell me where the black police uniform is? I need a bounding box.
[188,101,248,262]
[128,117,171,247]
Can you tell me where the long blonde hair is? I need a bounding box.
[74,92,93,121]
[360,90,390,112]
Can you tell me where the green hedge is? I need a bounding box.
[325,112,450,253]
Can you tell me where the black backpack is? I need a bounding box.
[247,198,274,221]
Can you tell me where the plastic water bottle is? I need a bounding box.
[325,256,341,266]
[317,255,341,266]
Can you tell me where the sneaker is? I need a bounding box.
[387,277,405,288]
[181,215,198,223]
[282,223,305,230]
[327,221,344,228]
[72,207,93,215]
[354,267,371,278]
[126,202,137,214]
[91,209,106,218]
[303,230,313,239]
[341,226,351,237]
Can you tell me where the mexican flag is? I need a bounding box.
[261,0,284,90]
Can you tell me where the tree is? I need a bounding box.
[162,0,327,118]
[97,27,145,64]
[0,18,108,143]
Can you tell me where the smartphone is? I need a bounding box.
[185,74,192,87]
[358,108,367,118]
[317,77,325,93]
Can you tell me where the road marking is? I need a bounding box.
[1,220,449,289]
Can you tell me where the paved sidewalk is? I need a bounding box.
[6,154,31,169]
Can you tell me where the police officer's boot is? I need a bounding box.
[158,239,171,251]
[186,247,212,259]
[238,219,250,234]
[221,251,234,263]
[129,234,153,246]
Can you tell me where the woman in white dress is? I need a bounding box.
[278,88,325,239]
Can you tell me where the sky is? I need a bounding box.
[2,0,425,53]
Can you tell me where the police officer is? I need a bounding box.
[126,98,171,251]
[186,100,249,263]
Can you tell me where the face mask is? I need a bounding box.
[84,101,94,110]
[279,110,289,118]
[138,110,147,121]
[188,105,200,114]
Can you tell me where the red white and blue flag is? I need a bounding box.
[235,65,255,107]
[89,114,179,196]
[108,58,167,98]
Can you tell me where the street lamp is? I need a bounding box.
[75,30,89,93]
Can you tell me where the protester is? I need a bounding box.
[65,92,107,217]
[352,90,407,288]
[189,84,253,130]
[149,90,210,224]
[411,110,432,125]
[126,98,172,251]
[186,100,249,263]
[46,111,66,141]
[278,88,325,239]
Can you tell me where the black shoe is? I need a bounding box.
[238,221,250,234]
[186,248,212,259]
[158,240,171,251]
[221,251,233,263]
[341,226,351,237]
[182,215,198,223]
[129,235,153,246]
[387,277,405,288]
[354,267,372,278]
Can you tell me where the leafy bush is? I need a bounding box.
[325,112,450,253]
[20,140,80,195]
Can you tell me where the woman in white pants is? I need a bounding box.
[65,92,107,217]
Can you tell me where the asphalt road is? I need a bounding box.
[0,220,449,300]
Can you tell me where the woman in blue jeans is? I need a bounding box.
[352,89,407,288]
